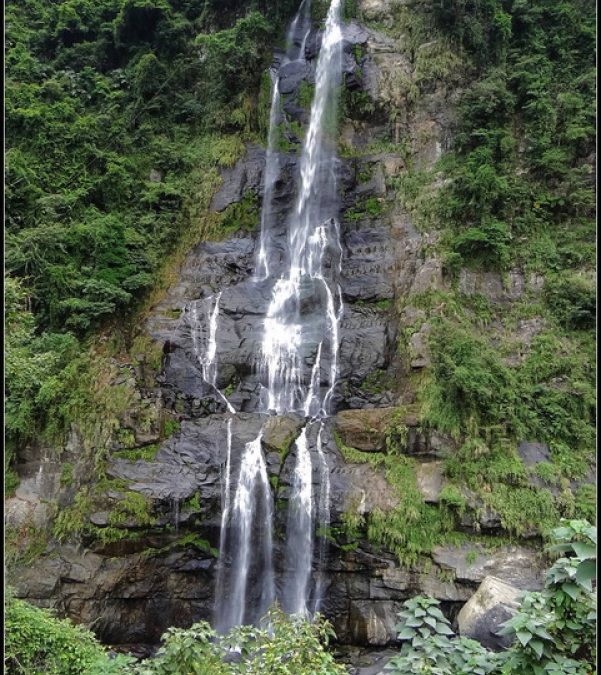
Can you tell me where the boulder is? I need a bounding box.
[334,408,398,451]
[457,575,523,650]
[408,322,431,369]
[432,544,545,590]
[210,145,265,213]
[278,60,309,95]
[262,416,304,452]
[349,600,401,645]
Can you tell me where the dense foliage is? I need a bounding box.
[385,520,597,675]
[4,0,297,454]
[431,0,595,274]
[4,603,345,675]
[355,0,596,557]
[5,592,113,674]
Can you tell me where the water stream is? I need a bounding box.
[212,0,343,630]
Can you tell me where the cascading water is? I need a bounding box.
[313,423,331,613]
[283,427,314,615]
[187,293,235,413]
[213,0,343,630]
[217,432,276,630]
[256,0,311,282]
[263,0,343,618]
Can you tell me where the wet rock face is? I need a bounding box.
[10,10,555,652]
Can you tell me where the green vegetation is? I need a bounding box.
[7,522,593,673]
[5,526,51,568]
[371,0,595,544]
[419,315,594,535]
[52,476,156,546]
[385,520,597,674]
[5,593,120,674]
[345,195,384,222]
[5,602,344,674]
[336,430,471,565]
[4,0,299,474]
[143,532,219,559]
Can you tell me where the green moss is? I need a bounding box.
[145,532,218,558]
[345,196,384,222]
[5,443,20,496]
[108,490,156,528]
[59,462,74,487]
[438,485,466,514]
[112,443,159,462]
[311,0,329,22]
[219,190,260,235]
[335,431,460,566]
[465,549,478,565]
[343,0,358,20]
[5,526,50,567]
[164,419,181,437]
[52,491,94,543]
[298,81,315,109]
[534,461,562,486]
[355,298,392,311]
[117,427,136,449]
[574,484,596,523]
[184,491,201,511]
[358,369,394,395]
[485,484,559,537]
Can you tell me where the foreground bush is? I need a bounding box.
[385,519,597,675]
[4,601,345,675]
[4,594,113,674]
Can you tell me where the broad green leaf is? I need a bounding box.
[561,582,581,600]
[435,623,454,635]
[516,630,532,646]
[575,559,596,589]
[397,627,417,640]
[529,639,542,659]
[571,542,596,559]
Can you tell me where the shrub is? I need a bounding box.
[545,272,596,330]
[4,595,111,674]
[386,520,597,674]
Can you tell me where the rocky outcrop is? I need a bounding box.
[210,145,265,212]
[457,576,523,650]
[334,408,398,451]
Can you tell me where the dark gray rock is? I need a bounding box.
[304,29,322,61]
[341,21,371,46]
[210,145,265,213]
[518,441,551,467]
[278,60,309,95]
[432,544,545,590]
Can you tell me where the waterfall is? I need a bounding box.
[313,421,331,613]
[264,0,343,616]
[214,418,233,619]
[283,426,314,616]
[256,0,311,282]
[255,75,281,282]
[260,0,344,416]
[188,293,235,413]
[216,432,276,631]
[214,0,343,629]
